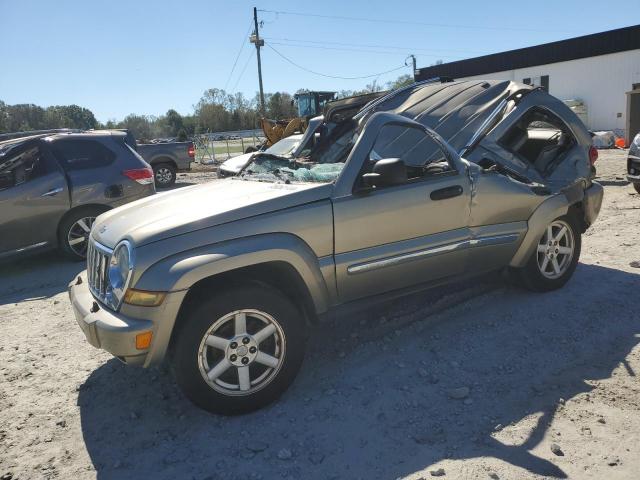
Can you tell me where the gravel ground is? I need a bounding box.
[1,150,639,480]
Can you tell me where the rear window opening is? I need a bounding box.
[500,107,576,176]
[50,139,116,171]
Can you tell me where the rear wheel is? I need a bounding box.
[171,285,306,415]
[153,162,176,188]
[517,215,581,292]
[58,207,106,260]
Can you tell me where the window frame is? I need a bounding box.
[0,141,49,190]
[354,121,459,192]
[497,105,577,176]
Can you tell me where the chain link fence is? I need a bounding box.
[192,130,265,165]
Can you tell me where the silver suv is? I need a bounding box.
[0,131,155,261]
[68,80,603,415]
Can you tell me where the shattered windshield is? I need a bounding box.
[241,120,357,184]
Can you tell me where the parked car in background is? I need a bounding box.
[627,132,640,194]
[69,80,603,415]
[136,140,195,187]
[0,130,154,261]
[218,133,306,177]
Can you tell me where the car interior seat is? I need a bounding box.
[533,132,569,173]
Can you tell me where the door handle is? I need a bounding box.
[430,185,463,201]
[41,187,63,197]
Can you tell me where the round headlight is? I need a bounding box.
[108,240,133,308]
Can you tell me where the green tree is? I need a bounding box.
[119,114,153,142]
[385,74,414,90]
[164,109,184,137]
[265,92,296,119]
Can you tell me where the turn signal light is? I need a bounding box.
[124,289,166,307]
[135,331,153,350]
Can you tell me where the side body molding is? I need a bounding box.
[134,233,331,314]
[509,193,569,267]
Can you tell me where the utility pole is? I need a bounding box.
[251,7,265,115]
[407,54,417,80]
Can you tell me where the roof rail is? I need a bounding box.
[0,128,84,141]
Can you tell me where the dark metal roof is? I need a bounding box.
[368,79,529,152]
[415,25,640,81]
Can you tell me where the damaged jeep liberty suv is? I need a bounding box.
[69,80,603,414]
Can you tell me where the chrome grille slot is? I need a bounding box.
[86,238,113,305]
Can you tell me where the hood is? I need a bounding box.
[92,179,332,248]
[220,152,254,173]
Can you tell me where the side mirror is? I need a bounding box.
[362,158,407,188]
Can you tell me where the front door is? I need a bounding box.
[0,141,69,256]
[332,116,471,302]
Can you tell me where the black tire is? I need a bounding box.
[633,183,640,195]
[517,214,581,292]
[171,285,307,415]
[58,206,107,261]
[153,162,176,188]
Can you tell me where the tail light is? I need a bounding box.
[589,146,598,165]
[187,143,195,158]
[123,167,154,185]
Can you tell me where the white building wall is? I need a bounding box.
[458,50,640,133]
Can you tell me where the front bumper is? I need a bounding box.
[69,272,153,366]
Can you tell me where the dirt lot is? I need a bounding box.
[1,150,639,480]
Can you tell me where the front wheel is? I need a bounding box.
[517,215,581,292]
[171,285,306,415]
[58,207,106,261]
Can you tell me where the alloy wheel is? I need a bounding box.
[67,216,95,258]
[197,309,286,396]
[536,219,574,279]
[155,167,173,185]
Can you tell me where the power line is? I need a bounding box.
[223,22,253,92]
[268,41,458,58]
[266,43,407,80]
[263,37,488,55]
[230,49,255,94]
[258,9,571,33]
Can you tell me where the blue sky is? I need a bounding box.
[0,0,636,122]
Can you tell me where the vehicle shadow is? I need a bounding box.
[77,263,640,480]
[0,251,84,305]
[596,179,630,187]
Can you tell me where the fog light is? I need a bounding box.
[124,289,166,307]
[135,331,153,350]
[631,168,636,175]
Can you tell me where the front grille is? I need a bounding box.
[87,239,113,305]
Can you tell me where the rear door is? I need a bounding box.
[0,141,70,256]
[48,138,122,206]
